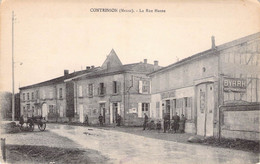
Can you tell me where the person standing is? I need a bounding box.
[84,114,89,126]
[117,114,121,126]
[163,113,170,133]
[143,113,148,130]
[98,114,103,126]
[172,112,180,133]
[179,114,187,133]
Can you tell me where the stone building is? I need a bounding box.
[19,49,161,125]
[19,68,99,122]
[149,32,260,139]
[66,49,161,125]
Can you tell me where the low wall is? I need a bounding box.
[221,104,260,141]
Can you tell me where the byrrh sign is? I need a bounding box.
[223,77,246,92]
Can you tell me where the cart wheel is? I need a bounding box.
[38,122,46,131]
[28,119,34,132]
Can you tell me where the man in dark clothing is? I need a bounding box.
[163,113,170,133]
[98,114,103,126]
[117,114,121,126]
[172,112,180,133]
[143,113,148,130]
[84,114,89,126]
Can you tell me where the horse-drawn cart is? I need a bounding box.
[19,115,47,132]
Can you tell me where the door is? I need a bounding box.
[206,83,214,136]
[42,103,48,120]
[100,103,106,123]
[79,104,84,123]
[196,83,214,136]
[113,103,118,123]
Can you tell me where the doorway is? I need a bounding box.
[196,83,214,136]
[79,104,84,123]
[100,103,106,123]
[113,103,118,123]
[42,103,48,120]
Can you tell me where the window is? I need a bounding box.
[36,90,39,99]
[184,97,188,107]
[31,92,34,100]
[49,105,54,113]
[142,103,149,111]
[88,84,93,97]
[113,81,117,94]
[23,93,25,101]
[138,103,150,117]
[78,85,83,97]
[99,83,105,95]
[27,93,30,100]
[113,81,120,94]
[139,80,150,94]
[32,106,35,115]
[59,88,63,99]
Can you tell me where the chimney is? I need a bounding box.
[86,66,91,70]
[64,70,69,76]
[91,65,95,69]
[211,36,216,49]
[144,59,147,64]
[154,60,158,66]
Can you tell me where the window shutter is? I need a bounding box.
[138,103,142,117]
[57,88,59,99]
[117,82,121,93]
[118,102,121,115]
[60,106,63,117]
[86,85,89,97]
[148,103,151,117]
[79,86,83,97]
[139,81,143,93]
[92,84,95,96]
[110,103,113,123]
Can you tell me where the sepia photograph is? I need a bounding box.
[0,0,260,163]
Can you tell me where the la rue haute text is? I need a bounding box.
[90,8,166,13]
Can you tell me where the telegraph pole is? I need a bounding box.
[12,11,15,121]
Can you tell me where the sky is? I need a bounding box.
[0,0,260,93]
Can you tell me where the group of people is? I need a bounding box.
[143,112,187,133]
[97,113,122,126]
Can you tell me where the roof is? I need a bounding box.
[101,49,123,68]
[19,67,100,90]
[69,62,162,81]
[148,32,260,76]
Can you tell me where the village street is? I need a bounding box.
[1,123,259,164]
[46,124,258,164]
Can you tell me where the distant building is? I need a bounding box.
[149,32,260,139]
[66,49,161,125]
[19,68,99,121]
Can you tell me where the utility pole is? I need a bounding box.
[12,11,15,121]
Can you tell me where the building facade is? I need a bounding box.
[19,49,161,125]
[68,49,161,125]
[19,69,98,122]
[149,32,260,138]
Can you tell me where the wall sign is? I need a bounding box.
[161,90,176,99]
[223,77,246,92]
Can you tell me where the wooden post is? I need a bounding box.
[1,138,6,162]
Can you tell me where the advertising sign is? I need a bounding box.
[223,77,246,92]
